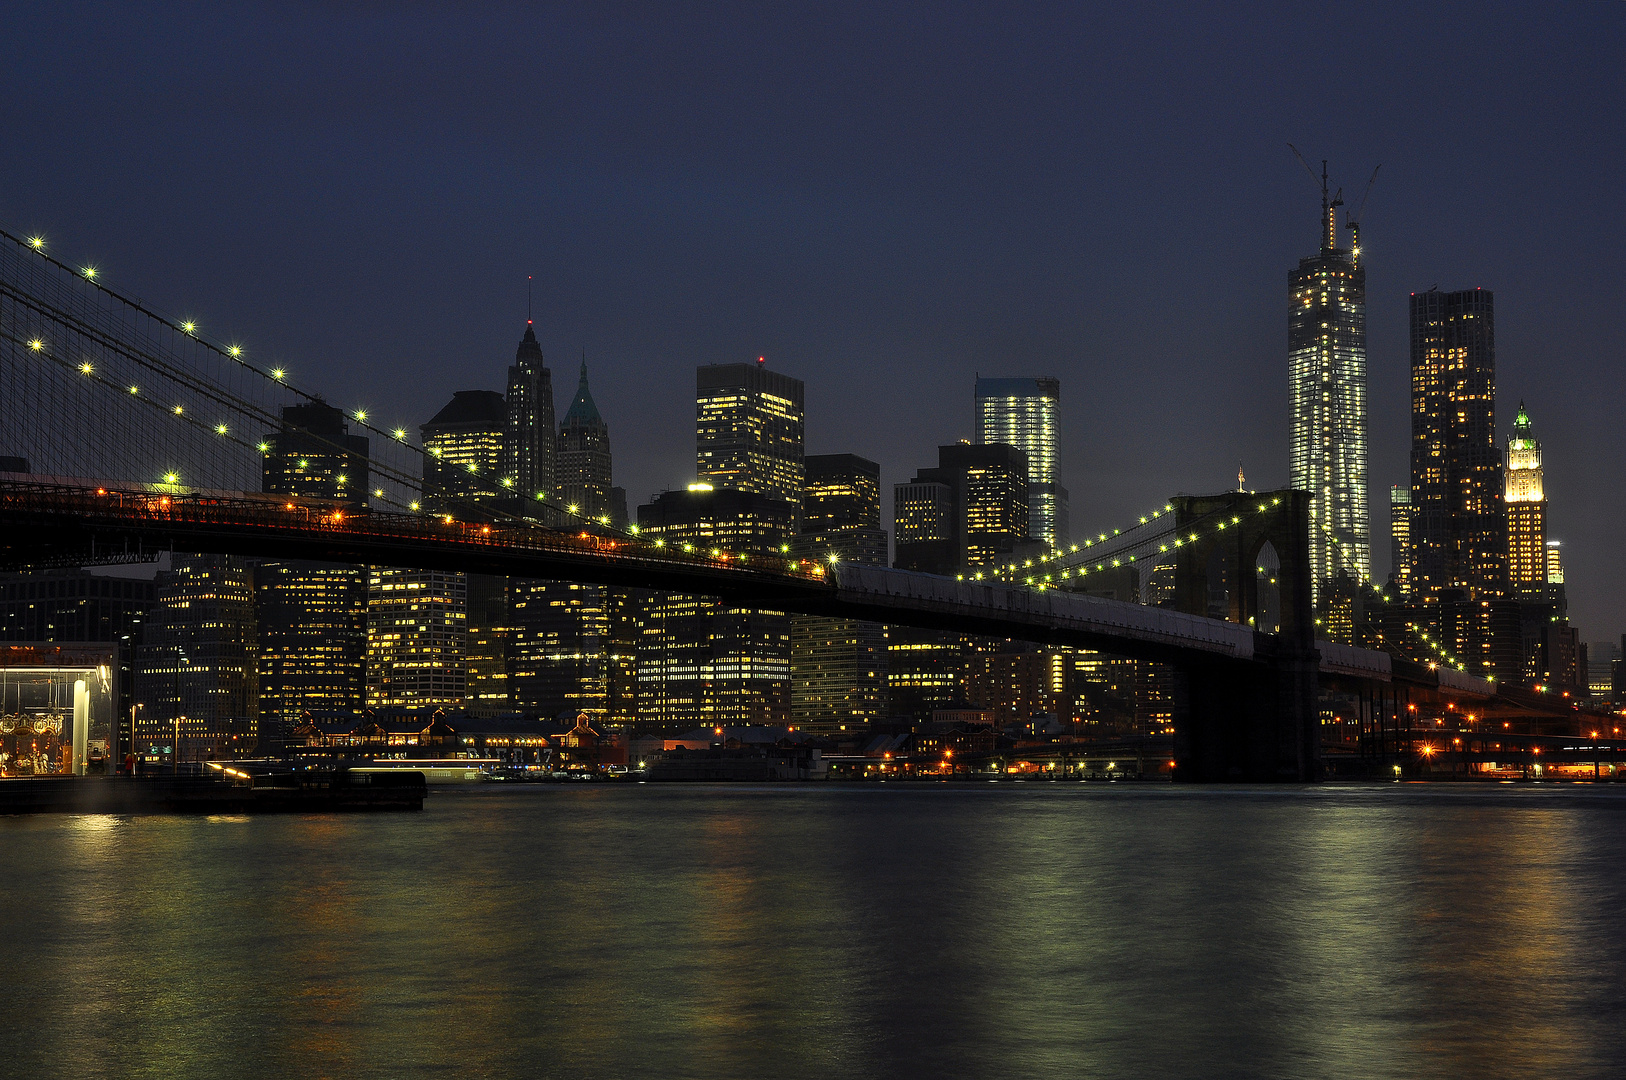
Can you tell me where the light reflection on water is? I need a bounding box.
[2,784,1624,1080]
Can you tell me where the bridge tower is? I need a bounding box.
[1168,488,1320,781]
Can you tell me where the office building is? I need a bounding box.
[365,569,466,708]
[423,390,508,504]
[1545,540,1567,619]
[509,580,612,722]
[465,575,510,715]
[1409,288,1503,602]
[976,376,1068,547]
[790,455,888,734]
[1388,487,1412,594]
[556,359,615,523]
[634,487,796,728]
[894,444,1029,576]
[134,554,258,757]
[1289,177,1370,599]
[696,361,805,510]
[255,561,366,738]
[1587,641,1620,703]
[1504,402,1546,600]
[504,322,557,500]
[260,402,371,505]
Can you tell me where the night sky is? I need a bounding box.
[5,3,1623,640]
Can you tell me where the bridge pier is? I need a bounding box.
[1171,640,1320,782]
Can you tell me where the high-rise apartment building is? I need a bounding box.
[1409,288,1503,602]
[696,361,805,511]
[365,569,466,708]
[504,323,556,499]
[261,402,371,505]
[893,444,1029,575]
[976,376,1068,547]
[556,360,614,522]
[1504,402,1546,599]
[134,554,258,757]
[1388,486,1412,594]
[1288,178,1370,598]
[423,390,508,504]
[790,455,888,734]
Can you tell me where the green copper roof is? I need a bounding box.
[562,360,603,427]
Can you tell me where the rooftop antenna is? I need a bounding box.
[527,275,533,325]
[1345,164,1381,266]
[1288,144,1343,251]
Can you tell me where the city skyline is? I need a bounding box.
[2,6,1619,642]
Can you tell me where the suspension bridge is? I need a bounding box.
[0,224,1601,781]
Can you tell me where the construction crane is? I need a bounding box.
[1345,164,1382,265]
[1288,144,1343,251]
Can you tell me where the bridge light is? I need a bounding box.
[780,544,789,554]
[215,424,228,435]
[79,362,93,374]
[228,345,242,357]
[567,504,578,514]
[173,405,183,415]
[466,463,478,473]
[27,236,44,250]
[336,474,347,484]
[83,266,98,279]
[271,368,286,380]
[393,428,406,440]
[598,515,609,525]
[163,472,179,483]
[1140,516,1147,524]
[444,515,454,524]
[654,539,665,548]
[297,459,309,468]
[129,385,139,394]
[285,502,295,510]
[352,410,367,422]
[27,338,44,351]
[409,501,420,511]
[682,543,694,553]
[180,321,196,334]
[500,477,514,488]
[1070,544,1078,552]
[374,488,383,498]
[827,553,839,565]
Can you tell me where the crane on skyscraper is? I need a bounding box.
[1288,144,1343,250]
[1345,165,1382,263]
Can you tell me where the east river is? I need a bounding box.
[2,783,1624,1079]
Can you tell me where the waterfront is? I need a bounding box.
[2,784,1625,1079]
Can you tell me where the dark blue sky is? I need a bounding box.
[5,2,1623,640]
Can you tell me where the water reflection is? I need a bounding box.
[0,785,1622,1079]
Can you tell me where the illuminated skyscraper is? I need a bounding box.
[556,359,614,522]
[1388,486,1412,594]
[1409,288,1503,602]
[696,361,805,511]
[1504,401,1546,599]
[504,323,556,499]
[365,569,466,708]
[1288,177,1370,598]
[893,444,1029,576]
[976,376,1067,546]
[422,390,507,503]
[790,454,888,734]
[256,561,366,735]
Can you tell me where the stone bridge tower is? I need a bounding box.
[1167,488,1320,781]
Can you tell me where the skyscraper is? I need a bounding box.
[975,376,1067,547]
[1409,288,1503,602]
[504,323,556,499]
[790,454,888,734]
[1388,486,1412,594]
[893,444,1030,576]
[1288,173,1370,598]
[696,361,805,511]
[365,569,466,708]
[556,359,614,522]
[261,402,370,506]
[256,562,366,732]
[422,390,508,503]
[1504,401,1546,599]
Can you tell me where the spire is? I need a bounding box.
[1514,399,1532,434]
[562,352,603,427]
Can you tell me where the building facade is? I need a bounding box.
[1388,486,1412,595]
[365,569,467,708]
[1288,189,1370,598]
[975,376,1067,547]
[556,360,614,523]
[696,361,805,511]
[255,561,366,738]
[423,390,508,504]
[894,443,1030,576]
[260,402,371,506]
[1504,401,1546,600]
[789,454,888,734]
[1408,288,1503,602]
[504,322,557,500]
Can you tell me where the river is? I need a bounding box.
[2,782,1624,1079]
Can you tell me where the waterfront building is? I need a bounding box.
[1388,487,1412,594]
[556,359,614,524]
[365,569,466,708]
[504,322,557,500]
[1504,402,1546,600]
[260,402,370,506]
[975,376,1068,546]
[1408,288,1504,602]
[423,390,507,504]
[696,361,805,513]
[893,443,1030,576]
[790,455,888,734]
[255,561,366,740]
[134,554,258,757]
[1288,181,1370,599]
